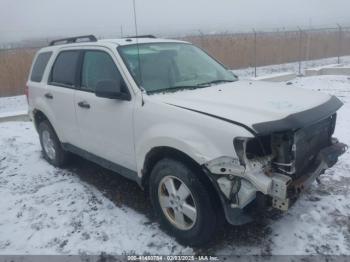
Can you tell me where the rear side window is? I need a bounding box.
[30,52,52,82]
[50,50,80,87]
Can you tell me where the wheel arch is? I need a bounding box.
[33,109,51,130]
[32,109,62,142]
[141,146,224,216]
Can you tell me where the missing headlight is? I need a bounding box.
[246,135,271,159]
[233,138,246,166]
[234,135,272,163]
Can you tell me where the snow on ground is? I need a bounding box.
[0,122,194,255]
[234,55,350,79]
[267,76,350,255]
[0,95,27,118]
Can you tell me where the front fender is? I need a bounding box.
[134,99,254,178]
[135,122,222,177]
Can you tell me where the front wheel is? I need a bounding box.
[149,158,220,246]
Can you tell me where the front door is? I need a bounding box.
[74,48,136,172]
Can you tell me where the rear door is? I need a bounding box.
[45,50,81,144]
[28,51,53,112]
[74,48,136,172]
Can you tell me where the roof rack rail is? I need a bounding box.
[124,35,156,39]
[49,35,97,46]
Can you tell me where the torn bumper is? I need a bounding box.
[290,142,348,193]
[203,141,347,225]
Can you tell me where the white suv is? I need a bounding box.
[27,35,347,245]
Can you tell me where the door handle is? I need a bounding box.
[78,101,90,109]
[44,93,53,99]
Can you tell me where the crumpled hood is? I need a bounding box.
[150,80,342,134]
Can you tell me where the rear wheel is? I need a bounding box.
[38,120,68,167]
[149,158,220,246]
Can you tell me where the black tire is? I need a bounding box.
[38,120,68,167]
[149,158,220,246]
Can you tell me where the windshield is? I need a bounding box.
[117,42,237,94]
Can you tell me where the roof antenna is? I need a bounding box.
[132,0,145,100]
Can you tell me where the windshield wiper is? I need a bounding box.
[147,80,234,94]
[198,79,235,86]
[148,84,210,94]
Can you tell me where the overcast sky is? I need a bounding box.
[1,0,349,44]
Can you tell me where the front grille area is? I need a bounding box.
[293,114,335,176]
[272,114,336,177]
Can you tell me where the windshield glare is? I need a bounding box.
[118,43,237,94]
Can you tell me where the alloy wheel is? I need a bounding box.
[158,176,197,230]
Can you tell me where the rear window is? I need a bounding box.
[30,52,52,82]
[50,50,80,87]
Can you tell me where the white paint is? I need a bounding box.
[151,80,331,129]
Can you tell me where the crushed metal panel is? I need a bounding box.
[204,156,245,176]
[270,173,291,199]
[272,197,290,211]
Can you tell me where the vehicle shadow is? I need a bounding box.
[66,155,277,254]
[66,154,153,219]
[198,216,277,254]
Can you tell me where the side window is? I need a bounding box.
[30,52,52,82]
[50,50,80,87]
[81,51,123,92]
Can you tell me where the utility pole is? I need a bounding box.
[337,24,342,64]
[298,27,303,76]
[253,28,257,77]
[198,30,205,48]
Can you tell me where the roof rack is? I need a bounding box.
[49,35,97,46]
[124,35,156,39]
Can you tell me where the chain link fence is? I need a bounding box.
[1,25,350,96]
[181,25,350,77]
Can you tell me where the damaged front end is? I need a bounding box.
[204,113,347,225]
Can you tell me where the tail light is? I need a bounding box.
[25,85,29,103]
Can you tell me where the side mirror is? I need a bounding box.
[95,80,131,100]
